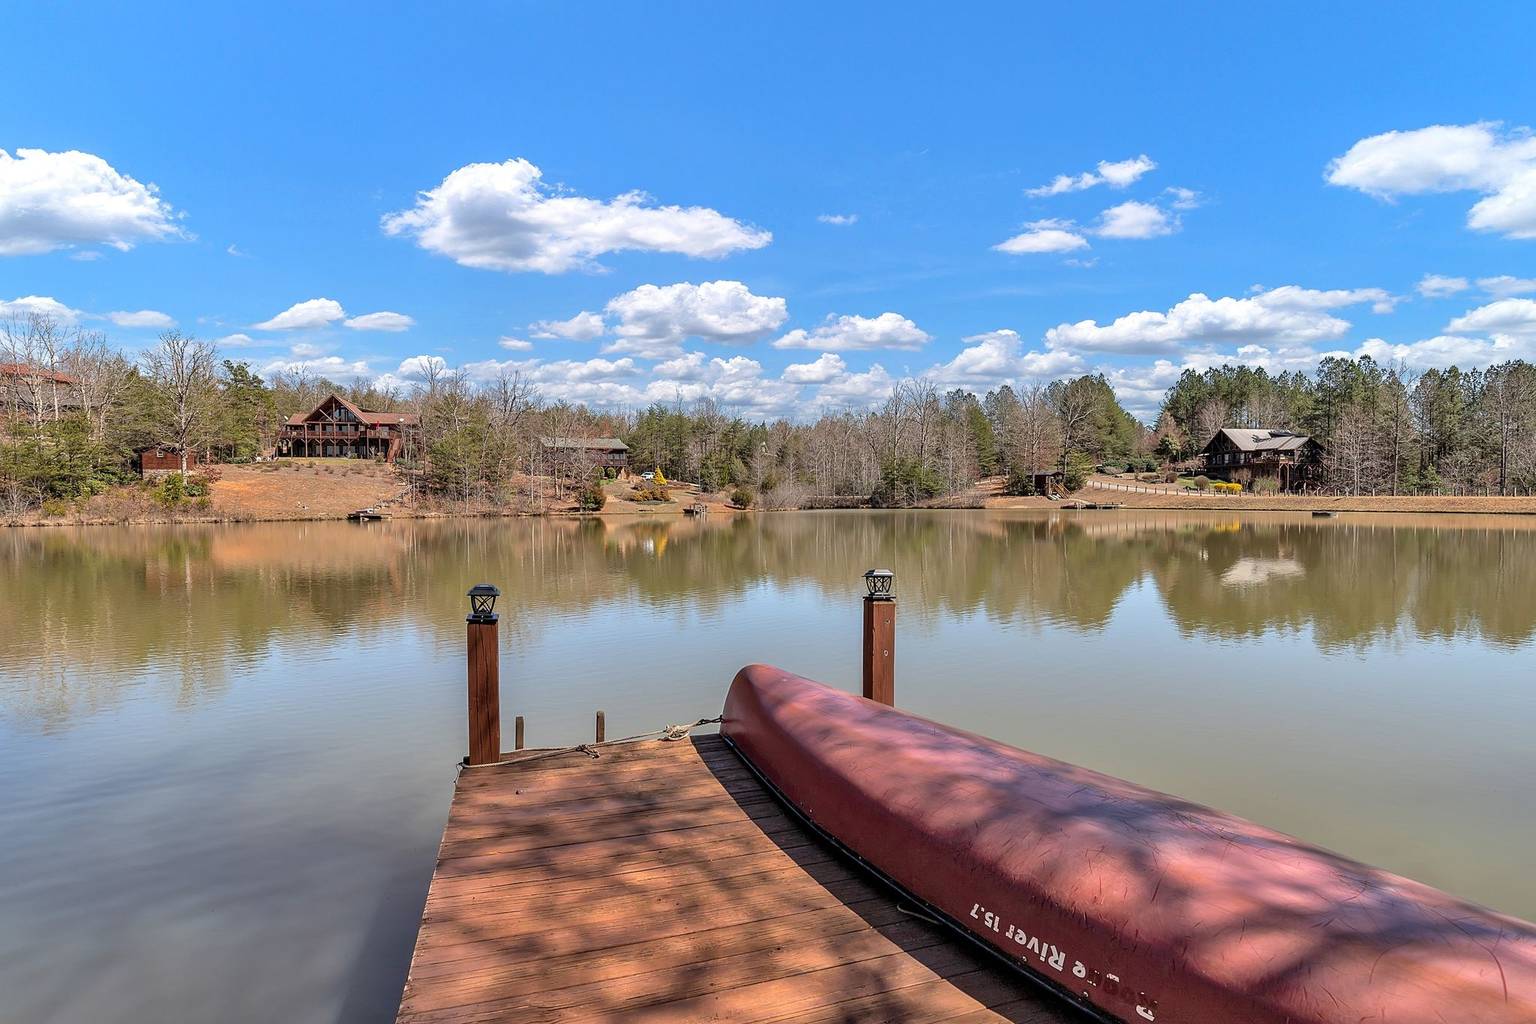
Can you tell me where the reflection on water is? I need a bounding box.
[1,511,1534,1021]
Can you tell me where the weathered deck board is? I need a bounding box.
[397,735,1083,1023]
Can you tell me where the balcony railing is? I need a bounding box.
[280,426,401,440]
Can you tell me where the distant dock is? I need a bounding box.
[395,735,1076,1023]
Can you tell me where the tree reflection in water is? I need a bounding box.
[5,511,1536,729]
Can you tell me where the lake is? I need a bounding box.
[2,510,1534,1023]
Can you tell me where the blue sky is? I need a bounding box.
[4,2,1536,420]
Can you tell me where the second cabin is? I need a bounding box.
[1199,427,1323,492]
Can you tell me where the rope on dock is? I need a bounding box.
[459,716,723,771]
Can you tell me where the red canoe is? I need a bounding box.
[720,664,1536,1023]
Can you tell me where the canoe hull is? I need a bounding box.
[720,664,1536,1024]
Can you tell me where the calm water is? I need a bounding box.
[2,511,1535,1023]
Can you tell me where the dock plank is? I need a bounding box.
[397,735,1084,1023]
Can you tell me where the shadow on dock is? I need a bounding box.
[394,735,1080,1022]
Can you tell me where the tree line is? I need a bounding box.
[13,311,1536,514]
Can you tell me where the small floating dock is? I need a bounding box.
[395,734,1077,1023]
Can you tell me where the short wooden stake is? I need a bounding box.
[466,608,501,766]
[514,715,525,751]
[862,586,895,706]
[595,710,606,743]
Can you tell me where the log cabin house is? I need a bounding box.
[1198,427,1322,491]
[1,362,83,420]
[278,393,419,462]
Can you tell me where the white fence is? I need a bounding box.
[1087,479,1211,496]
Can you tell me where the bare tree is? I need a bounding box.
[142,330,219,477]
[64,329,133,442]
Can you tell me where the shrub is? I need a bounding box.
[1213,481,1242,494]
[193,495,213,512]
[1002,466,1036,496]
[157,474,187,505]
[631,485,670,502]
[1193,475,1211,491]
[40,497,69,518]
[729,487,753,509]
[1251,476,1280,495]
[577,481,607,511]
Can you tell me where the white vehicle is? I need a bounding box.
[641,471,655,480]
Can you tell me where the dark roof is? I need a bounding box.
[0,362,77,385]
[1204,428,1313,453]
[541,436,629,452]
[287,393,419,426]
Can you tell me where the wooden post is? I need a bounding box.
[514,715,525,751]
[595,710,606,743]
[861,569,895,706]
[465,585,502,766]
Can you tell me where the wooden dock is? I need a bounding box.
[396,734,1081,1023]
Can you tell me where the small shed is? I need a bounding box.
[138,447,206,478]
[1031,470,1066,497]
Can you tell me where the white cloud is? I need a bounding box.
[498,336,533,351]
[1026,155,1156,197]
[651,351,710,380]
[1355,334,1530,368]
[1103,360,1186,420]
[928,329,1084,386]
[226,243,247,257]
[781,353,847,384]
[530,310,606,341]
[254,298,346,331]
[258,354,372,379]
[69,250,103,262]
[0,148,184,256]
[381,157,771,273]
[1095,200,1178,239]
[289,342,325,358]
[603,280,788,358]
[817,213,858,226]
[1045,286,1386,355]
[1417,274,1470,298]
[0,295,83,324]
[535,356,641,382]
[487,349,800,415]
[994,219,1090,254]
[997,201,1181,253]
[1479,275,1536,298]
[215,333,261,348]
[1326,122,1536,239]
[392,355,448,381]
[107,309,176,329]
[1253,284,1397,312]
[1164,187,1202,210]
[343,311,415,332]
[1445,298,1536,337]
[771,311,930,351]
[809,363,897,408]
